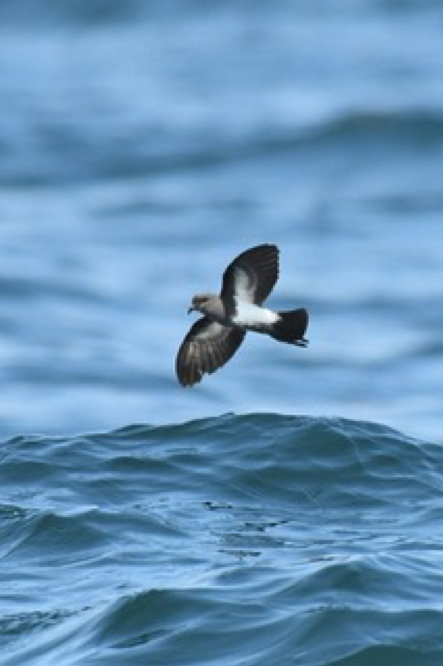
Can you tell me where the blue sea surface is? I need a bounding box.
[1,1,443,664]
[2,415,443,665]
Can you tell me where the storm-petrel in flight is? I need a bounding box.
[176,244,308,386]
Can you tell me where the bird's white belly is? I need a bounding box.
[232,300,278,327]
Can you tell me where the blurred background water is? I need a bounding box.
[0,0,442,440]
[1,2,443,665]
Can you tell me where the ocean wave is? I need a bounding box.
[0,0,155,28]
[1,414,443,665]
[2,108,443,188]
[0,110,443,187]
[0,0,256,29]
[0,0,440,29]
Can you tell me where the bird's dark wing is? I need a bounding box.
[176,317,246,387]
[221,244,279,307]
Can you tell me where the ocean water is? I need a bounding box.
[1,1,443,664]
[2,415,443,666]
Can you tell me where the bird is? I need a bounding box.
[176,243,308,387]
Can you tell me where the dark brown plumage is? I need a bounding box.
[176,318,245,387]
[221,244,279,313]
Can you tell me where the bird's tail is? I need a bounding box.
[270,308,309,346]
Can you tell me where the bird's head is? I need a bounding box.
[188,293,217,315]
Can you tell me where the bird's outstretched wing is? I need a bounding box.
[221,244,279,307]
[176,317,246,387]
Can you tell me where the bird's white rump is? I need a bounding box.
[232,300,279,327]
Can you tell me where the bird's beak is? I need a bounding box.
[187,306,195,315]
